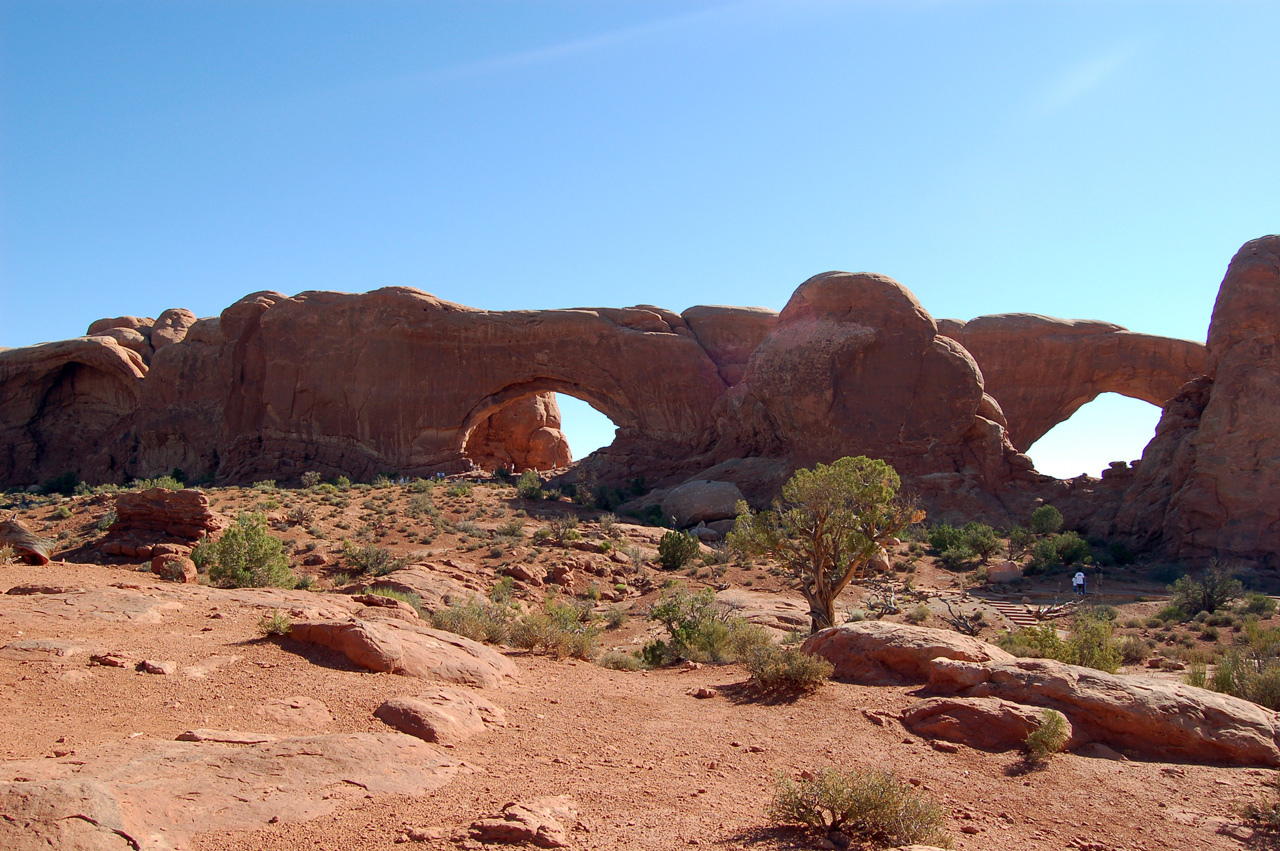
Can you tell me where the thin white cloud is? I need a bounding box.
[1031,45,1138,117]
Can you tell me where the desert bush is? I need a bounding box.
[605,604,628,629]
[299,471,322,488]
[131,474,184,491]
[1118,635,1151,665]
[643,586,773,666]
[430,598,511,645]
[904,603,930,625]
[508,598,600,661]
[0,545,14,565]
[285,503,315,526]
[546,513,581,546]
[202,513,296,589]
[1107,540,1135,565]
[1241,593,1279,617]
[768,768,949,847]
[489,575,516,605]
[598,512,619,538]
[597,650,645,671]
[516,470,544,500]
[1026,531,1090,573]
[927,523,964,553]
[370,586,425,617]
[1202,619,1280,710]
[341,541,407,576]
[742,645,832,693]
[1024,709,1070,763]
[51,505,72,520]
[39,471,80,496]
[257,609,293,637]
[445,483,473,498]
[657,530,700,570]
[1171,559,1244,615]
[1006,525,1031,558]
[1240,774,1280,830]
[1029,504,1063,535]
[996,613,1120,673]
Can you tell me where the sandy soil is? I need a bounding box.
[1,483,1276,850]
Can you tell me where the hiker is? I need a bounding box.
[1073,571,1087,596]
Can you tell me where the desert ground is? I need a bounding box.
[2,477,1277,851]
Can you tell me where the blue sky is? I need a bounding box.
[3,1,1277,477]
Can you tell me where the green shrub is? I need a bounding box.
[333,475,351,490]
[430,598,511,645]
[997,614,1120,673]
[445,483,473,498]
[1242,593,1279,617]
[657,530,700,570]
[927,523,964,553]
[370,586,425,617]
[204,513,297,588]
[597,650,644,671]
[39,471,80,496]
[1006,525,1031,558]
[299,471,322,488]
[1107,540,1135,565]
[507,598,600,661]
[1055,531,1090,565]
[1171,560,1243,615]
[51,505,72,520]
[938,544,975,571]
[131,474,184,491]
[253,479,278,492]
[1029,504,1063,535]
[962,522,1001,563]
[546,513,581,546]
[1118,635,1151,665]
[341,541,407,576]
[742,645,833,693]
[904,603,929,625]
[1025,709,1070,763]
[516,470,544,500]
[768,768,950,847]
[257,609,293,636]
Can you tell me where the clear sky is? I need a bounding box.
[3,1,1277,478]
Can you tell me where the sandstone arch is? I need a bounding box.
[938,315,1208,451]
[211,287,728,483]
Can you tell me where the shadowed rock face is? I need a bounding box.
[1,240,1271,561]
[1112,235,1280,564]
[938,314,1208,451]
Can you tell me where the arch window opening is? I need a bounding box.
[1024,393,1163,480]
[461,391,620,474]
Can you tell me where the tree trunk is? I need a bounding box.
[807,594,837,634]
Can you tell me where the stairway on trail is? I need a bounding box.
[985,599,1041,629]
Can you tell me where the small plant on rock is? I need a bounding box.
[257,609,293,637]
[1024,708,1070,764]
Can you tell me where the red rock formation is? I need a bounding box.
[939,314,1208,451]
[681,305,778,386]
[1113,235,1280,563]
[463,393,572,472]
[106,487,227,546]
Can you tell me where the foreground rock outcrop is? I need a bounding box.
[0,732,462,851]
[805,621,1280,766]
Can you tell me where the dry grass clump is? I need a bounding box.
[768,767,950,848]
[743,644,833,694]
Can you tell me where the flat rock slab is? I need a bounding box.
[20,588,182,624]
[375,689,505,745]
[0,638,102,661]
[176,728,279,744]
[289,616,517,689]
[470,796,578,848]
[254,695,334,731]
[364,564,481,611]
[0,732,463,850]
[714,588,810,633]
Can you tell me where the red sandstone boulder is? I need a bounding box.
[107,487,226,546]
[151,554,197,583]
[800,620,1014,685]
[902,696,1072,752]
[470,796,578,849]
[927,655,1280,767]
[149,307,197,352]
[288,616,517,688]
[464,393,572,472]
[374,689,505,744]
[660,479,744,528]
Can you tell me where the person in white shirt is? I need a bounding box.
[1073,571,1087,596]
